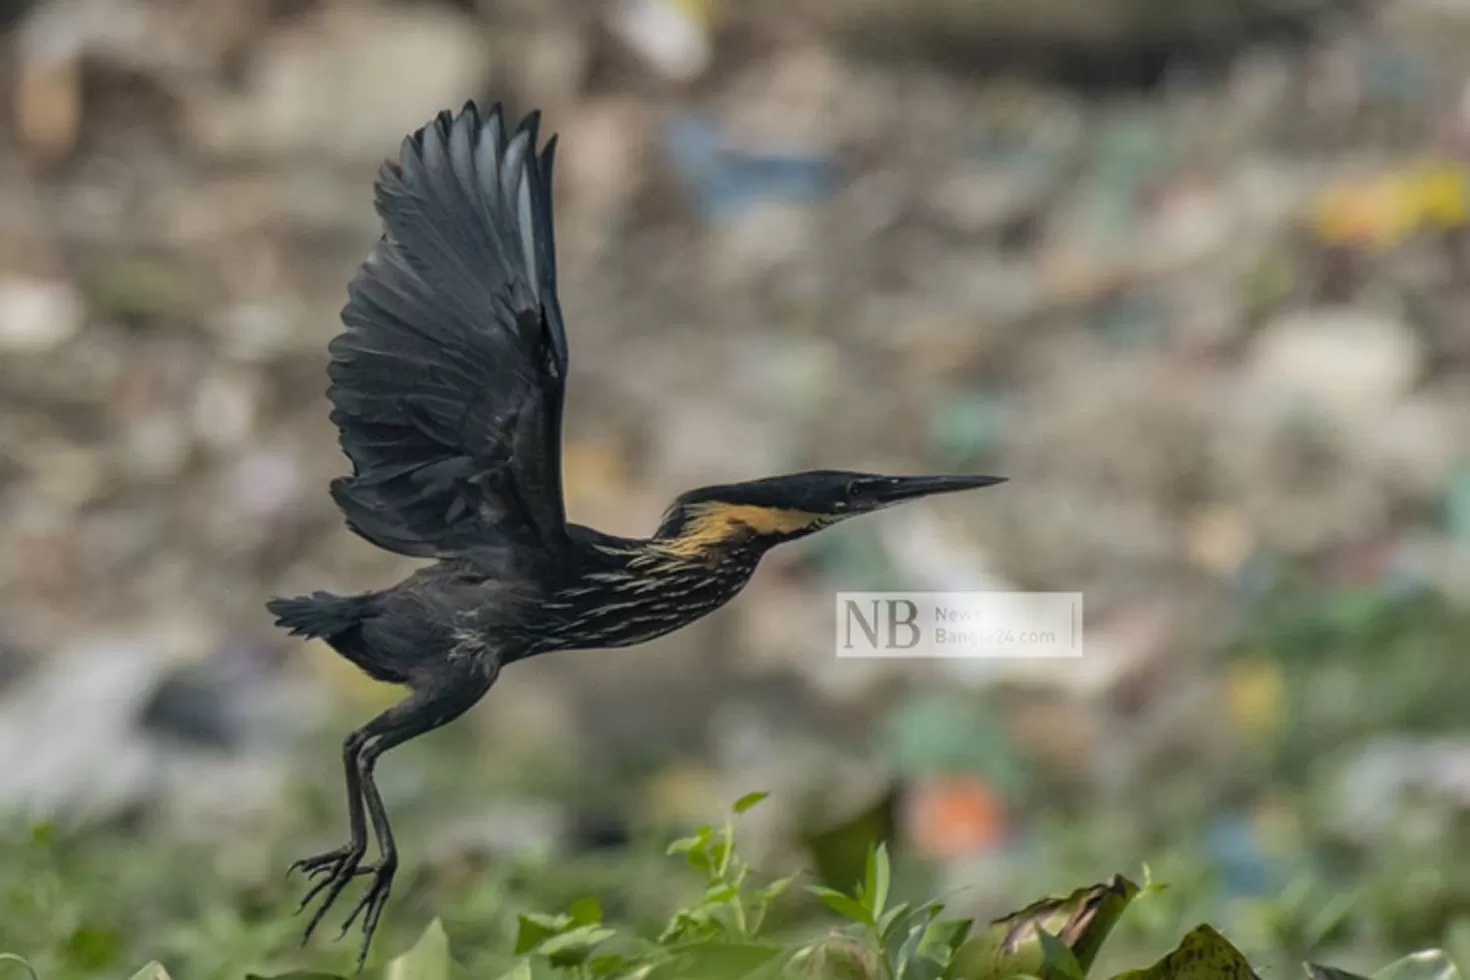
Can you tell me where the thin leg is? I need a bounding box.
[333,721,418,971]
[288,729,368,889]
[291,666,495,970]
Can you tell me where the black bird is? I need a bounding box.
[266,101,1005,968]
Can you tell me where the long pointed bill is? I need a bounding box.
[866,474,1007,506]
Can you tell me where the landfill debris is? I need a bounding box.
[0,0,1466,906]
[0,275,84,353]
[608,0,717,83]
[663,113,841,220]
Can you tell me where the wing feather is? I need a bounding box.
[325,102,569,564]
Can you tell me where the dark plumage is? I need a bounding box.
[267,101,1005,969]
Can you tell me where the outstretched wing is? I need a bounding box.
[326,103,570,565]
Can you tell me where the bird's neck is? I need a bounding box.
[566,524,766,576]
[650,500,824,561]
[535,527,764,651]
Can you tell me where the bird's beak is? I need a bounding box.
[863,474,1007,507]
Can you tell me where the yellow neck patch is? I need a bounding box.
[658,502,825,558]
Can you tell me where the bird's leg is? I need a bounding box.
[290,729,369,889]
[293,718,395,944]
[333,721,414,971]
[292,665,497,969]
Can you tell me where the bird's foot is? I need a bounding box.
[289,845,368,946]
[289,846,374,882]
[337,860,397,974]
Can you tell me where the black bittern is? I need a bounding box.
[266,101,1004,967]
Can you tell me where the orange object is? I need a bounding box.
[906,774,1007,859]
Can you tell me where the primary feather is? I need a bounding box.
[326,103,569,566]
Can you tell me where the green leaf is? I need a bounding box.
[667,830,707,856]
[128,963,172,980]
[811,885,876,927]
[0,955,42,980]
[706,883,740,903]
[733,792,771,815]
[586,953,646,978]
[386,918,453,980]
[898,920,932,971]
[1373,952,1463,980]
[246,975,347,980]
[492,963,533,980]
[568,897,604,926]
[515,913,572,955]
[1038,929,1086,980]
[951,875,1140,980]
[646,942,784,980]
[536,925,618,967]
[708,839,731,874]
[757,874,798,905]
[1107,925,1256,980]
[879,903,915,940]
[918,917,973,965]
[64,923,120,971]
[866,842,892,920]
[1304,967,1373,980]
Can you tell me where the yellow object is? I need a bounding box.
[669,0,719,23]
[1226,657,1284,743]
[1313,161,1468,247]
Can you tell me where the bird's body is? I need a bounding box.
[278,523,765,686]
[268,101,1003,969]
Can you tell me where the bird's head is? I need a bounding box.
[653,470,1005,559]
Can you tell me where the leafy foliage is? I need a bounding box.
[3,794,1465,980]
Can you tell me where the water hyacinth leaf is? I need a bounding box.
[1372,951,1463,980]
[951,875,1140,980]
[1108,925,1257,980]
[386,918,452,980]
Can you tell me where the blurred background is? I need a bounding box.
[1,0,1469,976]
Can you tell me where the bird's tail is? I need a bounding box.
[265,591,372,640]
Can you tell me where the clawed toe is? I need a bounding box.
[291,846,367,945]
[338,863,397,972]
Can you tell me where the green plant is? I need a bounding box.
[8,793,1468,980]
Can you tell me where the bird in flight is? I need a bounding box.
[267,101,1004,969]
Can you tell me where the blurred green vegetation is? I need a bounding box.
[1,578,1467,979]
